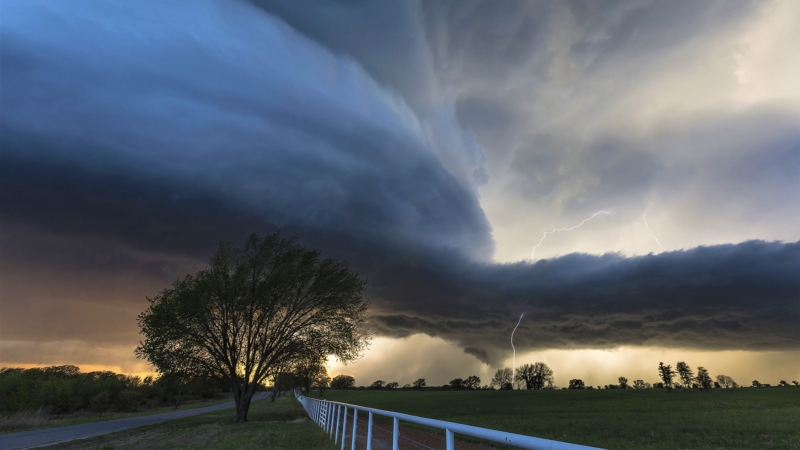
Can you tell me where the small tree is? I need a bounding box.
[696,367,712,391]
[676,362,694,389]
[515,362,554,390]
[490,368,513,390]
[752,380,762,388]
[385,382,399,389]
[792,381,799,386]
[568,379,585,389]
[658,362,675,390]
[618,377,629,389]
[715,374,738,388]
[464,375,481,390]
[369,380,385,390]
[136,233,370,423]
[633,380,646,389]
[449,378,464,390]
[330,375,355,390]
[412,378,426,389]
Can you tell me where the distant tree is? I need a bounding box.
[292,357,329,395]
[449,378,464,390]
[412,378,426,389]
[369,380,386,390]
[793,381,799,386]
[713,382,721,388]
[696,367,712,391]
[658,362,675,390]
[676,362,694,389]
[778,380,789,387]
[135,232,370,423]
[464,375,481,390]
[330,375,356,390]
[402,384,411,389]
[315,375,331,396]
[568,379,585,389]
[618,377,629,389]
[715,374,738,388]
[490,368,513,390]
[515,362,554,390]
[653,382,664,389]
[633,380,646,389]
[385,382,399,389]
[752,380,762,388]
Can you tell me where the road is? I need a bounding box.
[0,392,269,449]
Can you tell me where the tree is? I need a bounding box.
[633,380,646,389]
[515,362,554,390]
[449,378,464,390]
[369,380,386,390]
[676,362,694,389]
[464,375,481,390]
[568,379,585,389]
[136,232,370,423]
[412,378,426,389]
[291,357,329,396]
[658,362,675,390]
[715,374,738,388]
[330,375,355,390]
[618,377,629,389]
[793,381,799,386]
[696,367,712,391]
[491,368,513,390]
[385,382,399,389]
[752,380,762,387]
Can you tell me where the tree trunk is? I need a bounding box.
[233,383,255,423]
[174,383,183,409]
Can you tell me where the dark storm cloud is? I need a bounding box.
[367,240,800,365]
[1,0,798,365]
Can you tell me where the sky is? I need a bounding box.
[1,0,799,388]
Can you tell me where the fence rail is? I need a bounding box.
[295,391,603,450]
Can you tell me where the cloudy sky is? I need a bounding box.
[1,0,798,387]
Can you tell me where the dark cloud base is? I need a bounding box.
[366,240,800,365]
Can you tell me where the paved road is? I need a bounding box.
[0,392,269,449]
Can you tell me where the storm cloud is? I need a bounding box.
[1,0,798,372]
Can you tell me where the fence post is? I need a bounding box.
[335,404,341,443]
[446,428,454,450]
[367,411,373,450]
[350,409,357,450]
[392,416,399,450]
[340,406,348,450]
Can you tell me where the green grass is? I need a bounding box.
[0,397,234,433]
[45,396,337,450]
[320,387,800,449]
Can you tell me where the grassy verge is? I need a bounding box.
[45,395,337,450]
[0,396,234,433]
[322,387,800,449]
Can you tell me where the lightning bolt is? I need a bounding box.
[643,212,663,251]
[531,211,611,260]
[511,313,524,389]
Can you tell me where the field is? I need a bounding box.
[321,387,800,449]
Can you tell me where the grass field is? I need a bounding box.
[0,396,234,433]
[46,395,336,450]
[320,387,800,449]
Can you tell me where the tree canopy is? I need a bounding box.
[515,362,554,390]
[136,232,370,422]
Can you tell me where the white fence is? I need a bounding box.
[295,391,603,450]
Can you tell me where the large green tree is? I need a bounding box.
[136,232,370,423]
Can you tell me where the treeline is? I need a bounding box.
[327,360,800,392]
[0,365,228,416]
